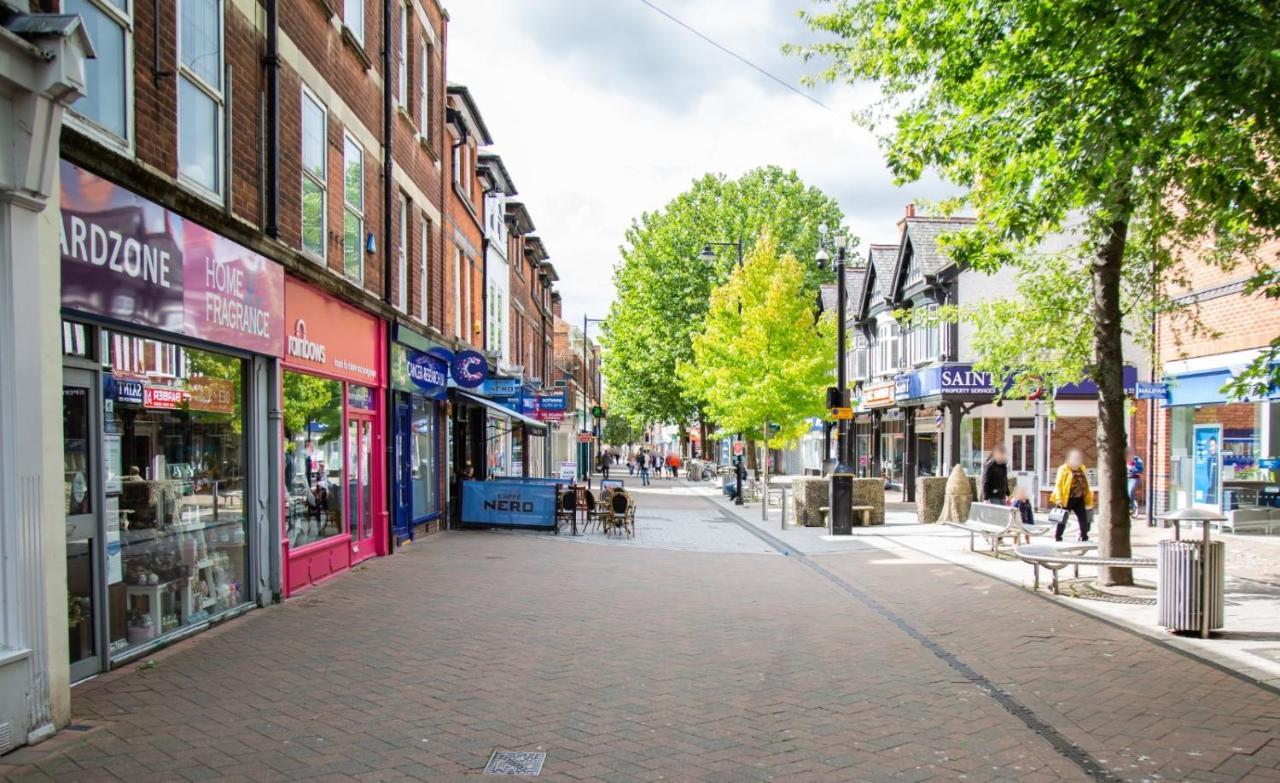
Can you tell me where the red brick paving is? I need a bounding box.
[2,488,1278,782]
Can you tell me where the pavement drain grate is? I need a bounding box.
[484,751,546,776]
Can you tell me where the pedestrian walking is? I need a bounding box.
[599,450,610,480]
[651,452,661,479]
[628,452,636,477]
[639,450,651,486]
[979,444,1011,504]
[1126,448,1144,513]
[1049,448,1094,542]
[666,452,681,479]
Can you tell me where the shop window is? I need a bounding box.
[105,333,247,655]
[177,0,224,199]
[410,396,439,518]
[65,0,132,145]
[301,87,327,259]
[343,134,364,282]
[282,371,346,548]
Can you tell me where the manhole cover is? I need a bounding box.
[484,751,546,776]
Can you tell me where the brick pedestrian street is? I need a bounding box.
[4,485,1280,783]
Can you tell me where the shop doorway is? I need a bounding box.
[63,368,102,682]
[347,415,377,562]
[1006,418,1038,496]
[393,398,411,543]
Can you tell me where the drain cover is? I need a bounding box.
[484,751,545,776]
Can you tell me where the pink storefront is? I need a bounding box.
[280,277,387,595]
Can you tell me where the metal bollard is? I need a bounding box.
[780,488,789,530]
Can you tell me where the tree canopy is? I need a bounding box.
[680,233,834,446]
[603,166,849,429]
[795,0,1280,584]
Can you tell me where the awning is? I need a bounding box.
[455,391,548,433]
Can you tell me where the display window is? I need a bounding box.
[282,371,346,548]
[103,330,249,654]
[411,396,440,519]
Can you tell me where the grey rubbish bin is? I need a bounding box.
[1157,540,1225,633]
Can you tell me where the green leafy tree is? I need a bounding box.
[604,166,849,440]
[794,0,1280,584]
[681,234,834,484]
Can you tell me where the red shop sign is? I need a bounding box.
[143,385,189,409]
[283,278,382,385]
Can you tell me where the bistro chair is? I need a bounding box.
[555,488,578,532]
[582,488,600,532]
[606,491,634,538]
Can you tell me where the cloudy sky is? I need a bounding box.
[446,0,954,327]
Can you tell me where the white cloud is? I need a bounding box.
[445,0,955,325]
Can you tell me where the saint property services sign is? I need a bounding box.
[59,161,284,356]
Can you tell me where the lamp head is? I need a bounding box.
[698,245,716,263]
[834,234,848,251]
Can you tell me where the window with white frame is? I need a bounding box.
[876,321,900,376]
[300,88,326,259]
[344,0,364,44]
[177,0,224,198]
[397,2,408,108]
[418,39,430,135]
[342,135,364,282]
[397,193,409,312]
[852,333,869,381]
[923,304,940,362]
[451,137,461,186]
[66,0,132,144]
[452,247,462,339]
[419,218,430,321]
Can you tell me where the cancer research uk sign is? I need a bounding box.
[59,161,284,356]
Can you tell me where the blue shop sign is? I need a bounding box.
[1134,380,1169,401]
[483,377,522,397]
[897,363,1137,402]
[460,479,556,529]
[537,391,567,411]
[108,376,145,406]
[451,349,488,388]
[405,348,448,399]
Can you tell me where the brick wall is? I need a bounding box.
[1049,416,1098,471]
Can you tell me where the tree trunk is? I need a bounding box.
[746,437,758,477]
[1093,200,1134,586]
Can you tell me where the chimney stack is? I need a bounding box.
[905,202,916,218]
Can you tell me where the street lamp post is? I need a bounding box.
[816,229,851,468]
[700,239,746,505]
[582,315,605,484]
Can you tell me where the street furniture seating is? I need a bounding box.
[1014,543,1157,594]
[819,505,874,529]
[1221,507,1280,535]
[603,491,635,538]
[943,501,1052,555]
[555,489,578,531]
[583,489,600,532]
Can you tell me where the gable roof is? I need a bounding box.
[893,217,976,292]
[477,152,517,196]
[857,243,900,317]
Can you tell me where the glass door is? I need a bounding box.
[347,416,376,558]
[64,368,102,681]
[1007,423,1038,496]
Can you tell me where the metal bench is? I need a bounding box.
[1220,507,1280,535]
[1014,543,1157,594]
[943,501,1052,555]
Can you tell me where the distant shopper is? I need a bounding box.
[666,452,682,479]
[639,451,651,486]
[980,445,1010,504]
[628,453,636,477]
[651,452,662,478]
[1126,449,1144,513]
[1049,448,1094,542]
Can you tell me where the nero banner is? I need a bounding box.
[460,480,556,529]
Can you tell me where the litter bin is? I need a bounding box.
[1157,540,1225,633]
[829,472,853,535]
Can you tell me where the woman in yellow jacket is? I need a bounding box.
[1049,448,1094,542]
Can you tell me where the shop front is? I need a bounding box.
[1164,362,1280,514]
[860,380,898,482]
[58,161,283,677]
[280,278,387,595]
[390,324,449,543]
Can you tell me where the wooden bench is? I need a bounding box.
[1014,543,1157,594]
[943,501,1052,556]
